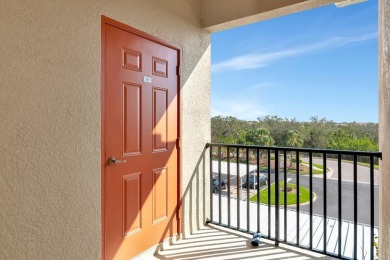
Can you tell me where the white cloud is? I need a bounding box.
[212,101,267,120]
[212,32,377,73]
[212,83,272,120]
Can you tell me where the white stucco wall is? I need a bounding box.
[0,1,210,259]
[379,0,390,258]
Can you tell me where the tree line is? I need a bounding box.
[211,115,378,152]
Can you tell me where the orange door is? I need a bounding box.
[102,18,180,260]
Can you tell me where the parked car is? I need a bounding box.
[212,178,227,193]
[243,174,268,189]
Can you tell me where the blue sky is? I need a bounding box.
[211,1,378,123]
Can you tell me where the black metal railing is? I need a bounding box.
[207,143,381,260]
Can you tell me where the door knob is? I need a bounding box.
[107,156,127,165]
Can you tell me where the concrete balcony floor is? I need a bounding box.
[141,224,335,259]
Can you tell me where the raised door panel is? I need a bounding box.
[122,173,142,237]
[152,167,168,223]
[152,87,168,152]
[152,57,168,78]
[123,83,142,155]
[122,47,142,72]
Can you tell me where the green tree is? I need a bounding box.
[283,130,303,165]
[327,129,351,150]
[303,116,333,148]
[211,115,378,153]
[211,116,246,144]
[283,130,304,147]
[327,129,378,151]
[257,115,286,145]
[245,128,275,146]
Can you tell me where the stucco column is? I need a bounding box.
[379,0,390,258]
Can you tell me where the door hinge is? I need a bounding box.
[176,138,181,149]
[176,65,180,76]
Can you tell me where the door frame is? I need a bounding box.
[100,15,182,259]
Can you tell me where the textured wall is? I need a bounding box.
[379,0,390,258]
[0,0,210,259]
[0,1,101,259]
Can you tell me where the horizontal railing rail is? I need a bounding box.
[207,143,381,260]
[206,143,382,157]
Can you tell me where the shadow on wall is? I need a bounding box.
[181,146,209,238]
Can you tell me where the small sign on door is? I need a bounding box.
[143,76,152,83]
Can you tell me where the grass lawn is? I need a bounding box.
[311,162,325,169]
[356,161,379,169]
[299,161,331,174]
[250,182,312,205]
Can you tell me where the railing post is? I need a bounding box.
[338,153,342,258]
[296,151,300,246]
[246,148,250,232]
[209,145,213,222]
[268,149,271,238]
[323,153,327,253]
[309,151,313,250]
[237,148,240,230]
[275,149,279,246]
[256,149,260,233]
[218,146,222,225]
[227,147,231,227]
[353,155,358,259]
[370,155,374,260]
[283,150,287,243]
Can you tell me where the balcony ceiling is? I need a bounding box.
[201,0,344,32]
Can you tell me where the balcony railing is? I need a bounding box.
[207,143,382,260]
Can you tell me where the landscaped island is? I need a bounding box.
[250,181,314,205]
